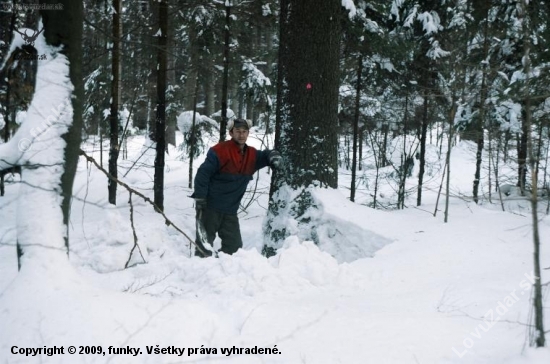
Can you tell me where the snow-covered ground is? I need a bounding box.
[1,129,549,364]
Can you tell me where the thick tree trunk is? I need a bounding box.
[264,0,341,255]
[278,0,340,189]
[40,0,84,252]
[267,0,289,202]
[1,1,16,144]
[0,3,18,197]
[0,0,83,267]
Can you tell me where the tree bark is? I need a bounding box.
[277,0,340,189]
[219,2,231,142]
[473,7,489,204]
[264,0,341,255]
[153,0,168,211]
[350,54,363,202]
[444,103,456,223]
[417,95,428,206]
[520,0,545,347]
[518,114,528,193]
[188,79,199,189]
[108,0,121,205]
[165,12,176,148]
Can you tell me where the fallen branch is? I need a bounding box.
[125,192,146,268]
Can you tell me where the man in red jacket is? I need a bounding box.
[191,118,282,257]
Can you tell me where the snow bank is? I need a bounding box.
[0,231,365,364]
[77,236,362,302]
[312,188,393,262]
[266,185,392,263]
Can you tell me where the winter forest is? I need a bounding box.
[1,0,550,363]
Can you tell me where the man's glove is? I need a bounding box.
[268,150,283,169]
[194,198,207,212]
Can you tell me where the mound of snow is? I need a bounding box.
[267,186,392,263]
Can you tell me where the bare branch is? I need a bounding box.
[79,149,206,256]
[124,192,146,269]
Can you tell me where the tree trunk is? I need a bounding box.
[417,95,428,206]
[267,0,289,202]
[165,14,176,147]
[487,127,492,203]
[58,0,84,252]
[264,0,341,255]
[520,0,545,347]
[473,12,489,204]
[518,115,528,193]
[204,70,216,116]
[184,62,198,111]
[350,54,363,202]
[246,92,254,121]
[358,126,363,171]
[0,0,83,267]
[0,3,18,197]
[444,103,456,223]
[188,79,199,189]
[153,0,168,211]
[108,0,121,205]
[472,124,485,203]
[219,2,231,142]
[381,124,389,166]
[281,0,340,188]
[229,82,239,118]
[147,2,159,141]
[237,88,245,118]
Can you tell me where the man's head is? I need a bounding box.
[228,118,251,147]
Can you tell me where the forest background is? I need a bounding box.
[1,0,550,362]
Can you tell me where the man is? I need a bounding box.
[191,118,282,257]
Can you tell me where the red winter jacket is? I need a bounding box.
[192,140,271,214]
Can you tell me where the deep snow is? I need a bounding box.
[1,129,549,364]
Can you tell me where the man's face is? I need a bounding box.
[230,127,249,145]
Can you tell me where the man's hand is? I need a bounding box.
[194,198,207,212]
[269,150,283,169]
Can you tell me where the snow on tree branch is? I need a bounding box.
[342,0,357,19]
